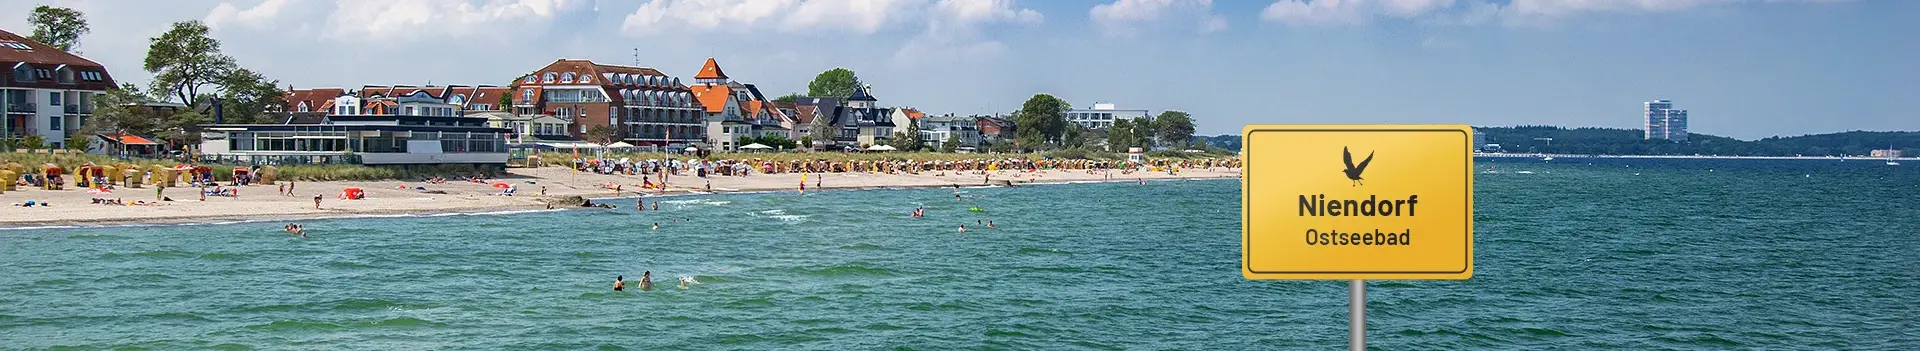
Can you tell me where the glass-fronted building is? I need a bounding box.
[199,115,509,166]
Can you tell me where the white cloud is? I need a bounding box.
[1261,0,1845,26]
[322,0,584,41]
[893,0,1042,66]
[935,0,1041,26]
[621,0,922,36]
[1089,0,1224,35]
[205,0,297,30]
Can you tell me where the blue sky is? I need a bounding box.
[1,0,1913,138]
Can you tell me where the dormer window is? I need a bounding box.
[11,63,28,83]
[542,72,556,83]
[578,74,591,84]
[55,66,74,84]
[524,75,536,84]
[560,72,575,83]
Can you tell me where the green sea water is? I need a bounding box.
[1,158,1915,349]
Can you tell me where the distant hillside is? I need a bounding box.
[1196,127,1919,156]
[1475,126,1920,157]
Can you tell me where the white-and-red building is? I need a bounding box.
[0,28,115,150]
[510,59,702,149]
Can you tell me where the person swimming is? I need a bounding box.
[679,276,699,289]
[651,223,660,230]
[652,201,659,211]
[958,224,967,233]
[613,275,626,291]
[912,206,925,218]
[987,220,996,229]
[286,224,305,238]
[640,271,653,290]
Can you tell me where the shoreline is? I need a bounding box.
[1,167,1240,229]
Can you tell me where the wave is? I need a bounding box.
[788,264,898,277]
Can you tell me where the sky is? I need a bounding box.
[0,0,1913,139]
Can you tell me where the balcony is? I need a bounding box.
[6,102,33,113]
[64,104,77,114]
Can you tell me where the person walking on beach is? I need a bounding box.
[287,181,295,196]
[313,194,323,209]
[613,276,626,291]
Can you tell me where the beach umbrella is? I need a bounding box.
[867,144,898,152]
[740,143,773,152]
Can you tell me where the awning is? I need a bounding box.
[740,143,773,150]
[102,133,157,145]
[606,141,637,149]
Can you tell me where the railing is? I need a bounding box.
[6,102,33,113]
[64,104,77,114]
[78,104,93,114]
[195,153,365,166]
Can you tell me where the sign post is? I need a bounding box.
[1240,125,1475,349]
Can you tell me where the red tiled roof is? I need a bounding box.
[794,105,819,124]
[903,108,925,120]
[285,88,346,112]
[0,28,114,90]
[689,84,732,114]
[694,57,727,80]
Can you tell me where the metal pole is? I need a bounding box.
[1350,279,1366,351]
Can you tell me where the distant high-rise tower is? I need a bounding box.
[1644,99,1688,141]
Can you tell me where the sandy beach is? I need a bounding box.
[0,166,1240,227]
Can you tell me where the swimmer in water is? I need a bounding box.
[641,271,653,290]
[652,202,659,211]
[613,275,626,291]
[652,223,660,230]
[637,198,645,212]
[912,206,925,218]
[987,220,996,229]
[958,224,967,233]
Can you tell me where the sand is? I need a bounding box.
[0,166,1241,227]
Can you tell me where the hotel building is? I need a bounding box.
[511,59,703,149]
[0,29,114,150]
[1066,103,1149,129]
[1644,99,1689,141]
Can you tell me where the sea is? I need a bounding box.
[1,158,1915,349]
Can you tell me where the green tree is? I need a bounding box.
[144,20,236,108]
[806,68,859,98]
[799,135,813,150]
[219,68,285,124]
[1013,93,1070,150]
[1132,116,1157,148]
[891,117,924,151]
[1154,110,1196,148]
[1108,118,1135,151]
[92,83,160,135]
[809,113,835,150]
[28,6,88,52]
[1063,124,1087,149]
[66,131,92,152]
[585,125,616,145]
[21,135,46,150]
[774,93,806,103]
[941,134,959,152]
[157,110,207,148]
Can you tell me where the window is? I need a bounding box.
[49,92,61,106]
[57,68,74,84]
[11,64,29,83]
[524,75,536,84]
[522,89,535,103]
[560,72,575,83]
[578,74,590,84]
[49,116,60,130]
[37,69,51,79]
[542,72,556,83]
